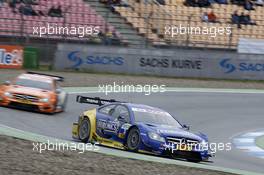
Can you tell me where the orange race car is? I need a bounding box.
[0,72,68,114]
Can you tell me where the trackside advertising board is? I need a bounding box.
[0,45,24,69]
[54,44,264,80]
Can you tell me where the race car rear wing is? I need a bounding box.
[76,95,124,106]
[27,72,64,82]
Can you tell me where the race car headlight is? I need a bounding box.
[4,92,13,98]
[148,132,165,142]
[39,98,49,103]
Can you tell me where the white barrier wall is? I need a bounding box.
[238,38,264,55]
[54,44,264,80]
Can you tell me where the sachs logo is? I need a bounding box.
[68,51,124,69]
[219,59,236,73]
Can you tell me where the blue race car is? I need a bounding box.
[72,96,212,162]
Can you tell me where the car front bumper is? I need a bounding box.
[140,137,212,161]
[0,96,55,113]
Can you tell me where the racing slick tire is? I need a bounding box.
[126,127,141,152]
[78,118,91,143]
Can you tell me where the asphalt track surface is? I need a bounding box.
[1,91,264,174]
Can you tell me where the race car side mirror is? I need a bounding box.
[183,124,190,130]
[4,81,11,86]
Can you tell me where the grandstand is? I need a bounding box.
[114,0,264,49]
[0,0,263,49]
[0,0,122,44]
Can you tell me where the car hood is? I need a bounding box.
[6,85,51,98]
[137,122,206,142]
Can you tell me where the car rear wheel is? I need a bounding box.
[79,118,91,143]
[126,127,141,151]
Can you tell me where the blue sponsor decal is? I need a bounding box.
[219,58,264,73]
[68,51,124,69]
[239,63,264,72]
[97,119,119,133]
[219,59,236,73]
[68,51,83,68]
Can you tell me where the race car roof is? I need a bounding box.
[18,73,55,83]
[127,103,170,115]
[127,103,165,112]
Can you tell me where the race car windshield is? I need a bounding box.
[132,108,182,127]
[15,78,52,91]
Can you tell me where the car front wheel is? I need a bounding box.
[126,127,141,151]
